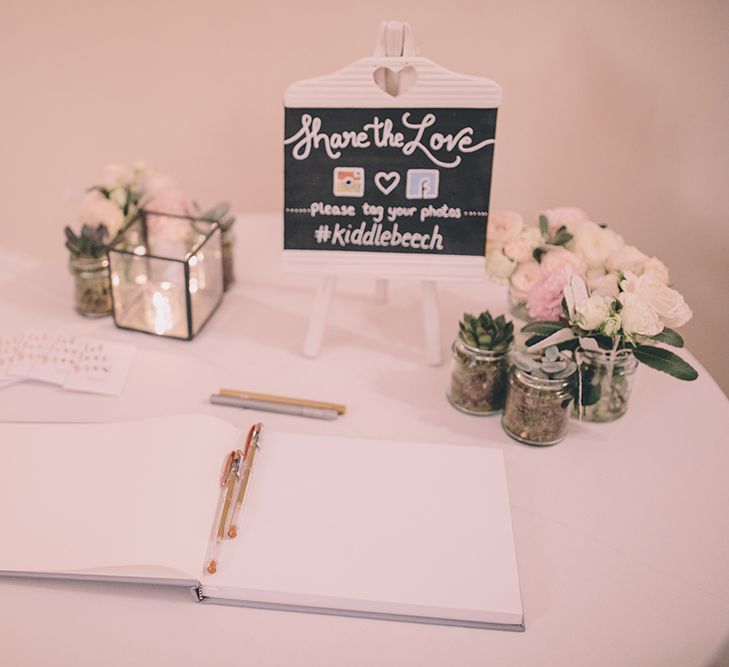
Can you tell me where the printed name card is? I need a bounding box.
[0,331,136,396]
[283,46,502,280]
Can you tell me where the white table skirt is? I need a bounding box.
[1,213,728,667]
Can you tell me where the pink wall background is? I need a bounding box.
[0,0,727,393]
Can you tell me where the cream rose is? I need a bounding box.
[606,245,648,275]
[619,292,663,337]
[486,248,517,280]
[503,236,533,263]
[78,189,125,235]
[620,272,692,328]
[569,221,624,271]
[487,210,523,247]
[540,246,587,276]
[641,256,670,283]
[573,294,614,331]
[509,260,543,301]
[588,272,620,298]
[542,206,589,235]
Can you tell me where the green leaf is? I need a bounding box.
[551,230,573,246]
[539,214,549,237]
[522,321,569,336]
[633,345,698,381]
[648,328,684,348]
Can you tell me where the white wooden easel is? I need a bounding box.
[285,21,502,366]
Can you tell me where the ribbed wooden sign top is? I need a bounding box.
[284,56,501,279]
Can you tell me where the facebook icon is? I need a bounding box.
[405,169,440,200]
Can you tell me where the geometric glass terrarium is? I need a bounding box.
[108,211,224,340]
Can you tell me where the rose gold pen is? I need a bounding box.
[205,449,242,575]
[227,422,263,539]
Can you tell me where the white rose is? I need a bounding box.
[569,221,624,271]
[540,246,587,276]
[486,248,517,280]
[99,163,133,190]
[542,206,589,235]
[606,244,648,275]
[621,272,692,328]
[588,272,620,298]
[509,260,543,301]
[574,294,614,331]
[641,256,670,283]
[78,189,124,235]
[602,315,622,336]
[619,292,663,337]
[487,210,523,247]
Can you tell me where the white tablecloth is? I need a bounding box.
[1,214,728,666]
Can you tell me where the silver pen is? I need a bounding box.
[210,393,339,420]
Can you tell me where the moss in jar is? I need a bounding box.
[448,311,514,415]
[502,347,575,445]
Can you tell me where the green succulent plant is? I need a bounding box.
[458,311,514,352]
[64,224,111,258]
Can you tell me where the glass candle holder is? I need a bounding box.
[108,212,223,340]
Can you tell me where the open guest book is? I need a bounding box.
[0,415,524,631]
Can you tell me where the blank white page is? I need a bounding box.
[0,415,241,581]
[203,432,523,626]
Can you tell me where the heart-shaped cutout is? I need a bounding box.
[373,66,417,97]
[375,171,400,195]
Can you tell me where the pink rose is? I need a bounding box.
[540,246,587,277]
[509,260,543,302]
[144,187,194,245]
[526,269,570,321]
[487,210,523,247]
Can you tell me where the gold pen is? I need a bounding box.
[205,449,242,575]
[219,388,346,416]
[227,423,263,539]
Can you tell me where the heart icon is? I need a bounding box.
[375,171,400,196]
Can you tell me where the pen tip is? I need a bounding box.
[207,561,217,574]
[228,526,238,538]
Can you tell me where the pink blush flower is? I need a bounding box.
[526,269,569,321]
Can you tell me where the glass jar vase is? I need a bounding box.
[68,254,113,318]
[447,337,512,415]
[575,348,638,422]
[502,355,577,446]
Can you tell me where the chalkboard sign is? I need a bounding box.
[284,107,497,258]
[283,49,501,280]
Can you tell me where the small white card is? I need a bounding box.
[1,331,136,397]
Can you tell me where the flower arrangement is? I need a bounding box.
[485,207,673,322]
[523,272,697,379]
[64,163,237,315]
[486,206,697,421]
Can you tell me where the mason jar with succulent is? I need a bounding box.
[64,224,115,317]
[447,311,514,415]
[502,346,577,445]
